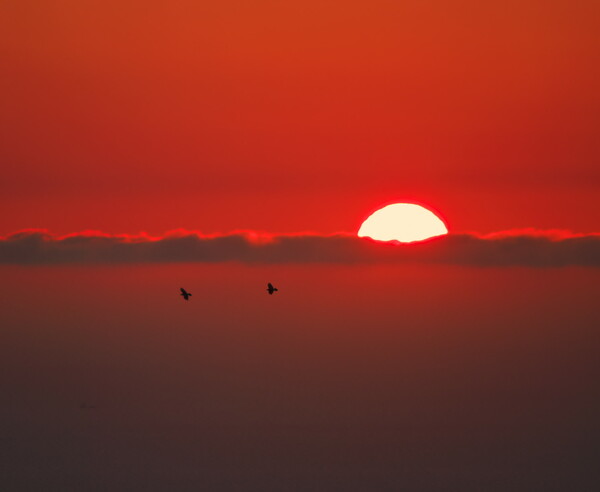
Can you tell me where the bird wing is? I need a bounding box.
[267,283,273,289]
[180,288,187,294]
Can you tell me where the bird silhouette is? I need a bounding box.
[180,288,192,301]
[267,283,278,295]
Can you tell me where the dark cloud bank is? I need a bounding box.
[1,229,600,267]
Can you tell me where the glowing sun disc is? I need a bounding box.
[358,203,448,243]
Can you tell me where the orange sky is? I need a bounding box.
[1,3,599,488]
[1,0,599,235]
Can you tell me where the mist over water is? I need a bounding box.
[1,264,598,490]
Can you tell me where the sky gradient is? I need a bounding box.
[1,0,599,235]
[1,1,599,490]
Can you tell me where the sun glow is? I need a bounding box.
[358,203,448,243]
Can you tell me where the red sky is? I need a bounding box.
[1,0,599,235]
[1,3,599,490]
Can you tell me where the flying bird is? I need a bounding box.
[180,288,192,301]
[267,283,278,295]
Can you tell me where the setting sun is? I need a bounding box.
[358,203,448,243]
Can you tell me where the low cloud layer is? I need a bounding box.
[1,229,599,267]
